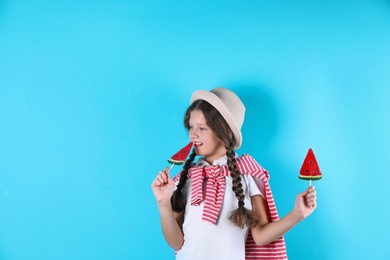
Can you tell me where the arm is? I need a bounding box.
[151,168,185,250]
[250,186,317,246]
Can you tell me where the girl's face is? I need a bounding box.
[188,110,226,164]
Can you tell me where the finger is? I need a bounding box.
[306,190,317,201]
[308,195,317,204]
[306,190,317,200]
[306,197,316,206]
[160,171,168,183]
[306,190,315,197]
[299,185,312,197]
[306,185,315,194]
[154,171,168,186]
[163,167,170,178]
[306,195,317,209]
[153,177,164,187]
[152,178,162,187]
[299,189,311,199]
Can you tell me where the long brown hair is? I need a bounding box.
[171,99,258,228]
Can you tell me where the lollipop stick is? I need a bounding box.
[309,179,312,187]
[169,163,175,170]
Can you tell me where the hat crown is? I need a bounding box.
[210,88,245,130]
[190,87,245,149]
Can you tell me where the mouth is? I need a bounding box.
[193,142,203,148]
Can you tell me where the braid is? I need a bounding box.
[171,148,197,212]
[226,144,244,201]
[226,142,258,229]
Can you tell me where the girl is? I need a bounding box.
[152,87,317,259]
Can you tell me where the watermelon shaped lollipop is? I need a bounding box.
[168,142,194,168]
[299,148,322,186]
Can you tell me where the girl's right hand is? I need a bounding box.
[151,168,176,204]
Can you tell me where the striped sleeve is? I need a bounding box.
[236,155,288,260]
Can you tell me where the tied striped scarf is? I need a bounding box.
[188,164,229,224]
[176,154,287,259]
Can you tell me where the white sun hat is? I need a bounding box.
[190,87,245,149]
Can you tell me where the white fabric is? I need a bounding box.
[175,156,265,260]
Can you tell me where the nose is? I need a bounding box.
[189,128,199,140]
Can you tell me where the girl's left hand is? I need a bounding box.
[294,186,317,219]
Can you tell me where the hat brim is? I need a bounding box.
[191,90,242,149]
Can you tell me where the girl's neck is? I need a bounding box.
[205,153,226,165]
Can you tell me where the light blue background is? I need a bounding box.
[1,0,389,259]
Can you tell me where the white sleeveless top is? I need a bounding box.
[175,156,265,260]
